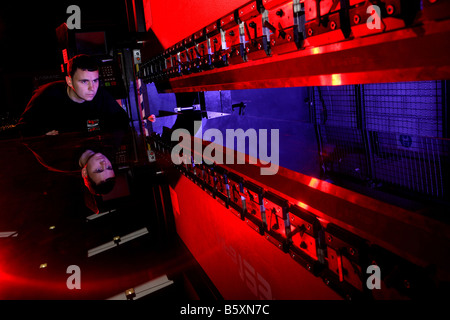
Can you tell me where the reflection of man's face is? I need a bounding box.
[66,69,100,103]
[85,153,115,185]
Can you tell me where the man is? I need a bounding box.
[21,132,121,195]
[16,54,130,137]
[78,148,116,195]
[15,54,134,195]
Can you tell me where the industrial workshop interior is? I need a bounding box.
[0,0,449,305]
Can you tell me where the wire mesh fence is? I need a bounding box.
[312,81,449,201]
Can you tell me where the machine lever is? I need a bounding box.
[277,22,287,39]
[263,20,277,34]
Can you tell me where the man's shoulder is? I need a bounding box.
[95,86,116,101]
[94,87,124,110]
[24,80,67,111]
[34,80,67,97]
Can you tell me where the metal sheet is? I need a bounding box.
[154,20,450,92]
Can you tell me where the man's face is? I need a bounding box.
[66,69,100,102]
[84,152,115,185]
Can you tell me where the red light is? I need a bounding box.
[62,49,68,63]
[296,201,310,211]
[331,74,342,86]
[308,177,320,189]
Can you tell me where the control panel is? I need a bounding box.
[98,58,127,99]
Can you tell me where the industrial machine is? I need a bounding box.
[135,0,450,300]
[1,0,450,302]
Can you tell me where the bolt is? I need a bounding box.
[330,21,337,30]
[308,28,313,36]
[386,5,395,15]
[353,14,360,24]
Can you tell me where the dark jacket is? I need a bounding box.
[16,81,130,137]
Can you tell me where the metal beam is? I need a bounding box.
[154,20,450,92]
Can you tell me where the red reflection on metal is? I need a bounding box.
[312,47,321,54]
[0,263,176,299]
[308,177,320,189]
[296,201,310,211]
[0,268,68,298]
[143,0,249,49]
[172,175,341,300]
[331,74,342,86]
[143,0,153,30]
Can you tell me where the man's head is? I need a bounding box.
[81,152,116,195]
[66,54,100,103]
